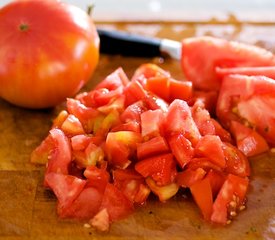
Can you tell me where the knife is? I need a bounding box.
[97,29,181,60]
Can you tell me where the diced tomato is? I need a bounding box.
[145,177,179,202]
[111,121,141,133]
[105,131,142,168]
[222,142,250,177]
[230,120,269,157]
[120,100,147,123]
[135,153,177,186]
[189,90,218,115]
[61,114,85,136]
[146,76,170,102]
[70,134,93,151]
[181,36,275,91]
[124,80,147,106]
[176,168,206,188]
[169,79,193,102]
[45,128,72,176]
[137,136,170,160]
[95,67,129,90]
[204,169,225,198]
[168,133,194,169]
[84,165,110,192]
[216,74,275,146]
[45,173,86,210]
[66,98,99,132]
[144,92,169,112]
[100,183,134,222]
[52,110,69,128]
[97,95,125,114]
[140,109,164,139]
[211,119,233,143]
[131,63,170,82]
[59,186,103,220]
[186,158,222,172]
[195,135,226,168]
[191,99,216,136]
[31,133,55,164]
[211,174,249,225]
[164,99,201,146]
[216,66,275,79]
[89,208,110,232]
[190,178,213,220]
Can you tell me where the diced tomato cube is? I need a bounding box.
[120,100,147,123]
[169,79,193,102]
[135,153,177,186]
[195,135,226,168]
[168,133,194,169]
[164,99,201,146]
[204,169,225,198]
[140,109,164,139]
[190,178,213,220]
[124,81,147,106]
[176,168,206,188]
[146,76,170,102]
[230,120,269,157]
[137,136,170,160]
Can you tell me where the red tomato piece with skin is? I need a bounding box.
[164,99,201,146]
[191,100,216,136]
[230,120,269,157]
[84,165,110,192]
[135,153,177,186]
[70,134,93,151]
[169,79,193,102]
[61,114,85,136]
[216,66,275,79]
[45,173,86,210]
[99,183,134,222]
[140,109,164,139]
[120,100,147,123]
[95,67,129,91]
[223,142,250,177]
[111,121,141,133]
[195,135,226,168]
[216,74,275,146]
[59,186,103,220]
[211,119,233,143]
[131,63,170,82]
[45,128,72,176]
[187,158,223,172]
[168,133,194,169]
[176,168,206,188]
[211,174,249,225]
[0,0,99,109]
[146,76,170,102]
[190,178,213,221]
[124,80,147,106]
[144,92,169,112]
[181,36,275,91]
[137,136,170,160]
[31,133,55,164]
[204,169,225,198]
[145,177,179,202]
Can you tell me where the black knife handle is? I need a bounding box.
[97,29,162,57]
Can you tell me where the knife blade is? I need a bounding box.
[97,29,181,60]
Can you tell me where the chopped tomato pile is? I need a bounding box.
[31,36,275,231]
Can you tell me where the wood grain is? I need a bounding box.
[0,22,275,240]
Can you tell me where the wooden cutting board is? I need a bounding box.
[1,22,275,240]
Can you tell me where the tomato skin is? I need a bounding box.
[0,0,99,108]
[181,36,275,91]
[216,74,275,146]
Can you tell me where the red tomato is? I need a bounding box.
[190,178,213,220]
[176,168,206,188]
[230,120,269,157]
[216,74,275,146]
[211,174,249,225]
[216,66,275,79]
[181,36,275,91]
[0,0,99,108]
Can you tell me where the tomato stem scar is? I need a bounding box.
[19,23,29,31]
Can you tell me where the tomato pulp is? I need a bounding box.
[0,0,99,108]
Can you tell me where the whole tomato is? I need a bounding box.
[0,0,99,108]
